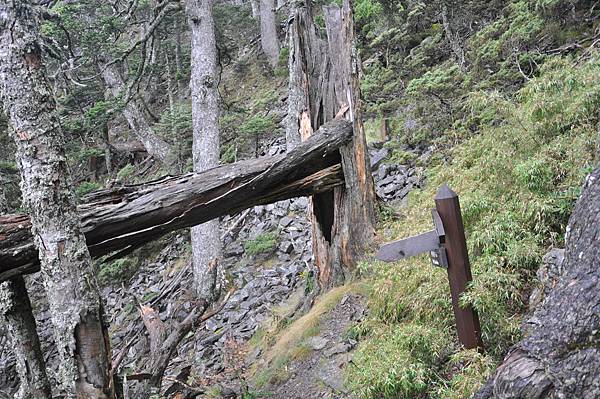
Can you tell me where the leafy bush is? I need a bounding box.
[116,164,135,181]
[240,115,276,137]
[76,181,102,198]
[244,230,279,255]
[98,257,136,285]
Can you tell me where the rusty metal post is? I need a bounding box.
[435,184,483,350]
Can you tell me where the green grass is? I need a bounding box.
[347,54,599,398]
[244,230,279,256]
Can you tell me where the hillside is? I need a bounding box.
[0,0,599,398]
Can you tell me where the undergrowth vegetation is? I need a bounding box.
[347,52,599,399]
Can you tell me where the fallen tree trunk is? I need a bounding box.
[0,119,352,281]
[473,165,600,398]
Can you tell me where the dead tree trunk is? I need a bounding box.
[0,119,352,281]
[0,277,51,399]
[101,61,175,168]
[287,0,376,291]
[186,0,222,302]
[441,3,466,71]
[0,3,114,397]
[260,0,280,68]
[473,166,600,398]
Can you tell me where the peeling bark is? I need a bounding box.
[473,167,600,398]
[0,277,51,399]
[0,2,114,397]
[0,119,353,280]
[287,0,376,290]
[186,0,222,302]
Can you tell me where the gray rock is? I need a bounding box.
[324,342,352,357]
[307,336,329,350]
[279,241,294,254]
[370,147,389,170]
[280,216,294,228]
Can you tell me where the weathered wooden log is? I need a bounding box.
[473,166,600,398]
[0,119,352,281]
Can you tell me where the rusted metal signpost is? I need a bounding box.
[376,184,483,350]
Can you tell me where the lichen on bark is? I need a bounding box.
[0,1,114,397]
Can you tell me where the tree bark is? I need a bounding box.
[287,0,376,291]
[473,166,600,398]
[0,119,352,281]
[0,277,51,399]
[101,61,175,168]
[251,0,260,18]
[0,2,115,397]
[0,177,7,214]
[260,0,280,68]
[186,0,222,302]
[441,2,466,71]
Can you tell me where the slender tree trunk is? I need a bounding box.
[260,0,280,68]
[0,277,51,399]
[251,0,260,18]
[474,166,600,398]
[165,50,183,173]
[102,122,112,177]
[174,14,187,98]
[441,3,466,71]
[287,0,376,291]
[101,61,175,168]
[0,2,114,398]
[186,0,222,302]
[0,177,7,214]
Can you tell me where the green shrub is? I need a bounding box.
[76,181,101,198]
[98,257,136,285]
[116,164,135,181]
[244,230,279,255]
[240,115,276,137]
[349,54,598,398]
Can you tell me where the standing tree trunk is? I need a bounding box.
[250,0,260,18]
[474,166,600,398]
[260,0,280,68]
[441,3,466,71]
[287,0,376,291]
[0,177,7,213]
[186,0,222,302]
[0,277,51,399]
[0,2,114,398]
[101,61,175,168]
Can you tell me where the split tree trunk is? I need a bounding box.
[0,277,51,399]
[101,61,175,168]
[260,0,280,68]
[473,166,600,398]
[287,0,376,290]
[0,2,114,397]
[0,119,353,281]
[186,0,222,302]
